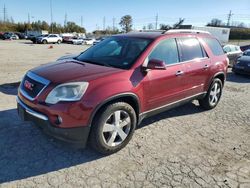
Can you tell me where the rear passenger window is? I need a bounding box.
[203,38,224,56]
[148,38,179,65]
[177,38,205,62]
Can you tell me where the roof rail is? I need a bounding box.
[163,29,211,34]
[129,30,165,33]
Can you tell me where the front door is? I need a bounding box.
[143,38,188,111]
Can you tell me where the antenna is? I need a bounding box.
[81,16,83,27]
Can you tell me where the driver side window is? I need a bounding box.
[148,38,179,65]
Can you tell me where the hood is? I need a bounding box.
[30,59,124,84]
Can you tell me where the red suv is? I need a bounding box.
[17,30,228,154]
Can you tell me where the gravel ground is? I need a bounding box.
[0,40,250,188]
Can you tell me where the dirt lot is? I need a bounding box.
[0,40,250,188]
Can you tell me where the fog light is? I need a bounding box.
[55,116,63,125]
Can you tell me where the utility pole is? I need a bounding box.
[227,10,233,27]
[112,17,115,31]
[81,16,83,27]
[28,13,30,24]
[64,13,67,26]
[50,0,53,33]
[155,13,158,30]
[103,16,106,30]
[3,4,6,23]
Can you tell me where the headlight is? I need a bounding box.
[45,82,89,104]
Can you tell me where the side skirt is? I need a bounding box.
[138,92,206,124]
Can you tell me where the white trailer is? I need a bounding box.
[192,26,230,44]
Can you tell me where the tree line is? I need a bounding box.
[0,20,86,33]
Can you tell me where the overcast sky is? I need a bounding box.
[1,0,250,32]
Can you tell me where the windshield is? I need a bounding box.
[76,36,152,69]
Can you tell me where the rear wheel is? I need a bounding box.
[89,102,136,154]
[42,40,47,44]
[199,78,223,110]
[57,40,62,44]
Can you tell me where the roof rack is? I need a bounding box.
[163,29,211,34]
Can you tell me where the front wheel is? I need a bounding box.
[57,40,62,44]
[42,40,47,44]
[89,102,137,154]
[199,78,223,110]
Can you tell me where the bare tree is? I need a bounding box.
[207,18,224,27]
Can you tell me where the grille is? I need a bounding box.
[20,72,50,100]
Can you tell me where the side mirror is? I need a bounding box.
[144,59,166,70]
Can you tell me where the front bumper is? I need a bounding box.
[17,97,90,147]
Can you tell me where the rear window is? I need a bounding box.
[203,38,224,56]
[177,38,205,62]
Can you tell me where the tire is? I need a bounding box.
[199,78,223,110]
[89,102,137,155]
[42,40,47,44]
[57,40,62,44]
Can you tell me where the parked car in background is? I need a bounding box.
[17,30,228,154]
[72,37,85,45]
[232,49,250,75]
[3,32,19,40]
[93,36,109,45]
[36,34,62,44]
[0,32,4,39]
[30,34,48,43]
[223,44,243,67]
[62,36,74,43]
[83,38,96,45]
[15,32,27,39]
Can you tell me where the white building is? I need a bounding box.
[192,26,230,44]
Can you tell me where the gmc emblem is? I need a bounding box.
[24,80,34,91]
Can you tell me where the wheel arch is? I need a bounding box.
[88,93,141,127]
[213,72,225,87]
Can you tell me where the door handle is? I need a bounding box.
[204,64,209,69]
[176,70,184,76]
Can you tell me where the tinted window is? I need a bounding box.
[177,38,204,62]
[76,37,152,69]
[148,38,179,65]
[203,38,224,56]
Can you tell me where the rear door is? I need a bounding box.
[176,37,210,96]
[144,38,188,111]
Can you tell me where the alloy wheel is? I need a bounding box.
[102,110,131,147]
